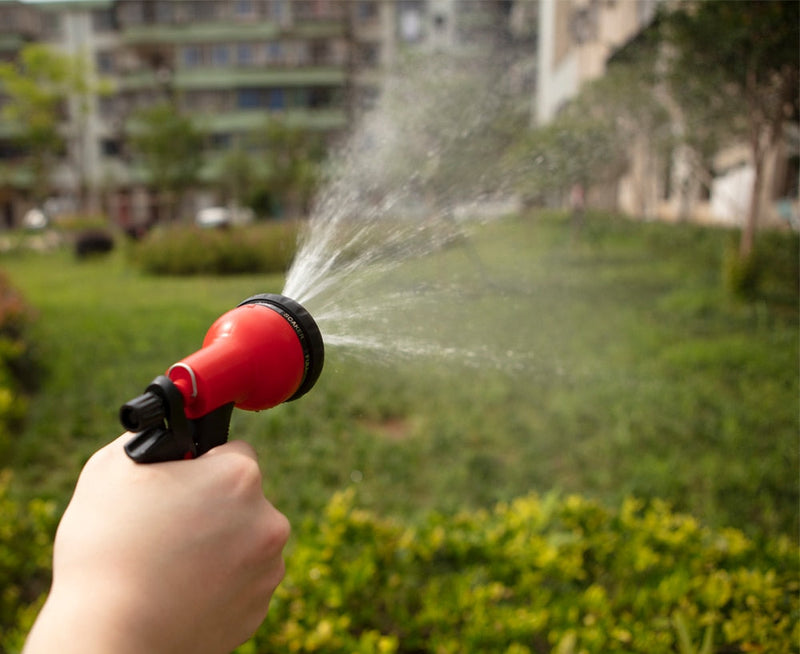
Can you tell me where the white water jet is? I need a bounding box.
[282,51,532,370]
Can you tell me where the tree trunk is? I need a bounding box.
[739,152,763,259]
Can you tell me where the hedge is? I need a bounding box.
[248,489,798,654]
[1,479,797,653]
[131,221,299,276]
[0,271,56,654]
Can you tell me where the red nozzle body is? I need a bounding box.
[166,294,324,420]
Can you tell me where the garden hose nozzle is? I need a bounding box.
[121,294,324,463]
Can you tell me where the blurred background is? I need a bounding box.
[0,1,797,652]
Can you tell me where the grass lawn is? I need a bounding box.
[1,212,797,542]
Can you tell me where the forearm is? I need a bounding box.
[23,437,289,654]
[23,587,155,654]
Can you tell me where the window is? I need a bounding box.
[357,2,378,22]
[101,139,121,157]
[235,0,255,17]
[0,138,23,160]
[156,1,175,24]
[190,1,218,22]
[41,12,61,37]
[181,46,204,68]
[236,88,286,110]
[268,0,287,22]
[210,133,233,150]
[212,44,230,66]
[268,89,285,110]
[92,8,115,32]
[308,87,333,108]
[97,96,117,119]
[293,42,309,65]
[237,88,262,109]
[310,40,329,65]
[237,43,254,65]
[359,43,380,67]
[95,51,114,74]
[266,42,283,63]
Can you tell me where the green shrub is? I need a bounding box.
[131,222,299,275]
[0,472,56,654]
[248,490,799,654]
[722,244,761,299]
[722,231,799,302]
[0,272,52,653]
[0,271,39,454]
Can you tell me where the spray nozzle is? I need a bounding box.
[121,293,324,463]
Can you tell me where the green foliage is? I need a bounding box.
[0,45,75,199]
[661,1,799,124]
[722,230,800,301]
[2,214,797,540]
[130,222,299,276]
[660,0,800,256]
[247,489,798,653]
[128,102,205,206]
[722,243,760,300]
[0,271,39,454]
[0,273,52,652]
[0,472,56,654]
[515,113,626,200]
[514,34,669,203]
[256,118,326,218]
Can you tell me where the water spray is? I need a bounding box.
[120,294,324,463]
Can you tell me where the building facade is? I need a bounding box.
[535,0,798,228]
[0,0,528,228]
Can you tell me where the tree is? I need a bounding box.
[0,44,107,211]
[0,45,70,204]
[661,1,800,258]
[129,102,204,222]
[257,118,325,218]
[514,44,668,212]
[217,147,260,212]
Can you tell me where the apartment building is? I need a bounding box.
[0,0,378,224]
[536,0,798,227]
[0,0,45,225]
[536,0,658,125]
[0,0,529,226]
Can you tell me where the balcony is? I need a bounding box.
[176,66,345,89]
[116,65,345,93]
[120,19,343,45]
[197,108,346,133]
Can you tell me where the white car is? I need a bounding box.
[22,208,48,230]
[195,206,254,228]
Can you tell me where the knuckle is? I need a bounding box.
[258,508,291,554]
[226,452,264,494]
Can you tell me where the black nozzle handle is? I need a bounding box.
[122,376,197,463]
[120,391,165,432]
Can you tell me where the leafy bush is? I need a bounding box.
[722,244,761,300]
[131,222,299,275]
[74,229,114,259]
[0,271,39,453]
[722,231,799,302]
[0,271,53,653]
[248,490,798,654]
[0,472,55,654]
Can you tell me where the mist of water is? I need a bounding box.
[281,52,538,370]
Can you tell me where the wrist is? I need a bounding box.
[24,583,158,654]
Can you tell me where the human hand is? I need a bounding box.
[24,434,290,654]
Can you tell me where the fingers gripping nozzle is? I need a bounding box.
[121,294,324,463]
